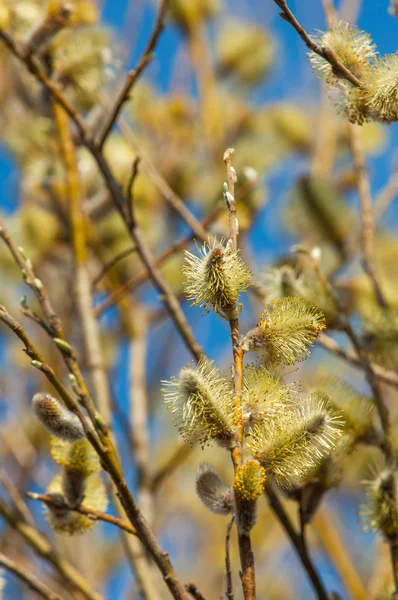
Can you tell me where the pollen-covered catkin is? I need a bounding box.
[183,238,251,318]
[242,297,326,365]
[233,461,266,534]
[162,357,236,448]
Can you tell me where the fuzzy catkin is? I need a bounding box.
[196,462,233,515]
[32,393,85,441]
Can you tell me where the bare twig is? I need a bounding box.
[0,305,190,600]
[0,498,102,600]
[0,552,64,600]
[129,308,153,522]
[151,441,192,491]
[119,121,209,242]
[0,27,201,364]
[185,582,208,600]
[265,487,329,600]
[93,205,223,318]
[225,516,235,600]
[342,320,391,445]
[318,333,398,387]
[91,245,137,287]
[374,166,398,221]
[26,492,137,536]
[0,468,34,525]
[97,0,169,149]
[348,123,387,309]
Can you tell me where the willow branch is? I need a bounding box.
[348,123,387,308]
[150,441,192,491]
[94,205,222,318]
[273,0,361,87]
[0,498,102,600]
[225,516,235,600]
[0,219,105,437]
[265,487,329,600]
[119,120,209,242]
[26,492,137,536]
[0,306,190,600]
[0,27,201,364]
[223,150,255,600]
[97,0,169,149]
[318,333,398,387]
[91,246,137,287]
[0,552,64,600]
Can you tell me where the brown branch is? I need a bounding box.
[185,582,208,600]
[23,2,73,57]
[348,123,387,309]
[0,468,34,526]
[273,0,361,87]
[318,333,398,387]
[0,552,64,600]
[0,219,105,437]
[26,492,137,536]
[93,205,222,318]
[96,0,169,149]
[374,167,398,221]
[118,120,209,242]
[265,487,329,600]
[91,246,137,287]
[0,305,190,600]
[0,498,102,600]
[342,321,391,453]
[225,516,235,600]
[0,27,201,365]
[223,150,255,600]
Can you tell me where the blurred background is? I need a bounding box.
[0,0,398,598]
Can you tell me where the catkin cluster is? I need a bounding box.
[163,170,345,536]
[308,20,398,124]
[32,393,107,535]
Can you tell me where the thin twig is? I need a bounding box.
[0,498,102,600]
[318,333,398,387]
[128,307,153,522]
[0,468,35,525]
[273,0,361,87]
[374,166,398,221]
[185,582,208,600]
[343,320,391,446]
[265,487,329,600]
[0,552,64,600]
[223,150,255,600]
[91,246,137,287]
[94,205,223,318]
[119,120,209,242]
[26,492,138,536]
[0,27,201,365]
[225,516,235,600]
[96,0,169,149]
[0,305,190,600]
[348,123,387,309]
[151,441,192,491]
